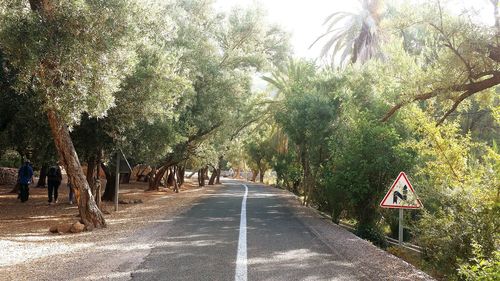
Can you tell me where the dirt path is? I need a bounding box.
[0,178,223,280]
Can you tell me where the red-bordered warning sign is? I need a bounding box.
[380,172,422,209]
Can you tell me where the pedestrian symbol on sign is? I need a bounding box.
[380,172,422,209]
[380,172,422,245]
[393,185,408,204]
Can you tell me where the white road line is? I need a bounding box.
[235,184,248,281]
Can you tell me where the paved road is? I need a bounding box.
[130,181,366,281]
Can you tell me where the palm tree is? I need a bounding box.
[311,0,385,65]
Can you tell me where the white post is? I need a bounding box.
[114,152,120,212]
[398,208,404,245]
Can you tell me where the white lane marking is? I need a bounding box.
[235,184,248,281]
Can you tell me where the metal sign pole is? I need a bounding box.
[399,209,403,245]
[114,152,120,212]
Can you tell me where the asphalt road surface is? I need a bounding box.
[130,181,376,281]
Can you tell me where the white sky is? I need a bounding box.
[215,0,497,60]
[215,0,358,59]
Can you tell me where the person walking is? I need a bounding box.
[47,165,62,205]
[18,160,34,202]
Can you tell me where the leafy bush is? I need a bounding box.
[274,150,302,194]
[404,111,500,280]
[416,190,499,279]
[0,150,21,168]
[356,223,388,248]
[459,248,500,281]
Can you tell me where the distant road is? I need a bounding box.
[130,181,433,281]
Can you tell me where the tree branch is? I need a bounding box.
[382,73,500,123]
[381,90,440,122]
[437,73,500,125]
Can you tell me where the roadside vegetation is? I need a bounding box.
[0,0,498,280]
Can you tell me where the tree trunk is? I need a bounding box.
[136,165,148,182]
[172,166,179,193]
[28,1,104,229]
[186,170,196,178]
[216,168,221,184]
[37,164,48,187]
[94,178,101,209]
[301,148,313,206]
[47,109,105,229]
[251,169,258,182]
[147,167,156,187]
[86,156,96,195]
[149,166,168,191]
[208,167,216,185]
[167,167,176,187]
[198,168,206,187]
[234,167,240,179]
[101,163,115,202]
[215,156,223,184]
[177,165,185,186]
[259,167,265,183]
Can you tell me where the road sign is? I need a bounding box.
[111,150,132,174]
[380,172,422,209]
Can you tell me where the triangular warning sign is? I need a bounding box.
[380,172,422,209]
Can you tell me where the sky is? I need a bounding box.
[215,0,496,60]
[215,0,358,59]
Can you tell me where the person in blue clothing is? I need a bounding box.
[18,160,34,202]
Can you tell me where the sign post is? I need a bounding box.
[114,152,120,212]
[380,172,422,245]
[399,209,403,245]
[113,149,132,212]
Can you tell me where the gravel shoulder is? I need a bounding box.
[260,183,435,281]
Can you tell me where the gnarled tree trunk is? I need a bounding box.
[172,166,179,193]
[37,164,48,187]
[149,165,167,191]
[47,110,105,229]
[208,166,217,185]
[177,165,185,186]
[251,169,258,182]
[29,0,104,229]
[198,167,206,187]
[216,168,221,184]
[259,167,266,183]
[86,156,97,195]
[166,167,175,187]
[101,163,115,202]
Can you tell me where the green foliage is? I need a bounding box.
[459,248,500,281]
[0,150,21,168]
[399,108,500,279]
[313,0,385,64]
[0,51,57,167]
[378,0,500,123]
[323,103,413,243]
[0,0,139,124]
[274,149,302,193]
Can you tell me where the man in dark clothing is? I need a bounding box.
[47,165,62,205]
[18,161,34,202]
